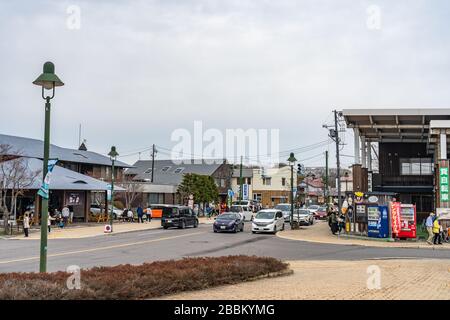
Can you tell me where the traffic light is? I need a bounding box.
[297,163,305,175]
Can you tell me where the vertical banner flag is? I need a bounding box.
[440,166,449,202]
[106,184,112,201]
[243,184,249,200]
[38,159,58,199]
[390,202,401,235]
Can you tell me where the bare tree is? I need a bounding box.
[0,144,41,234]
[119,172,141,209]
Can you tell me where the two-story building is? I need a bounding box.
[0,134,130,222]
[252,165,296,208]
[343,108,450,221]
[124,159,232,206]
[230,168,254,201]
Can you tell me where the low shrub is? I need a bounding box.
[0,256,289,300]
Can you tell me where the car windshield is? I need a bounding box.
[234,201,249,205]
[230,206,242,212]
[297,210,310,216]
[217,214,237,220]
[158,207,180,217]
[308,205,319,210]
[319,207,327,211]
[275,204,290,211]
[255,211,275,219]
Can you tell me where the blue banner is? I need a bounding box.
[38,159,58,199]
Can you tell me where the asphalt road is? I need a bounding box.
[1,223,450,273]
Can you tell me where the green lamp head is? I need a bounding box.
[108,146,119,161]
[287,152,297,164]
[33,61,64,90]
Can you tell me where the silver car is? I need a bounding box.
[274,204,292,222]
[293,209,315,226]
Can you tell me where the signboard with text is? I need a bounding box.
[440,167,449,202]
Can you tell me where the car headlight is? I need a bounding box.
[228,221,235,226]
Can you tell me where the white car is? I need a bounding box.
[90,204,122,219]
[307,205,320,214]
[252,209,285,234]
[229,205,254,221]
[293,209,315,226]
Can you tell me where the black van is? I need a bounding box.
[157,205,199,229]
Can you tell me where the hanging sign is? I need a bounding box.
[38,159,58,199]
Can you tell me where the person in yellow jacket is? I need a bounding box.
[432,218,443,245]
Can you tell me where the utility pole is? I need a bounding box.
[334,110,342,215]
[325,150,329,211]
[151,144,156,183]
[239,156,243,201]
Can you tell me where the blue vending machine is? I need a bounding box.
[367,205,389,238]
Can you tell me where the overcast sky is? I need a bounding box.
[1,0,450,167]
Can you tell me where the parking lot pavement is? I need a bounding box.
[164,259,450,300]
[278,220,450,250]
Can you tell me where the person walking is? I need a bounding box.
[137,206,144,223]
[146,205,152,222]
[426,212,435,245]
[127,208,134,223]
[62,206,70,226]
[23,212,30,237]
[68,205,74,223]
[433,217,443,245]
[48,212,56,233]
[330,210,339,235]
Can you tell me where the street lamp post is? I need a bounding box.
[287,152,297,228]
[108,146,119,232]
[33,62,64,273]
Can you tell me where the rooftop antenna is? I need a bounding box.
[78,124,82,147]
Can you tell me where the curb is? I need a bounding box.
[276,232,450,250]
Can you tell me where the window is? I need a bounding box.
[282,178,286,186]
[263,177,272,186]
[144,168,152,174]
[253,193,262,201]
[400,158,433,175]
[247,178,251,185]
[173,167,184,174]
[161,166,171,172]
[220,179,226,187]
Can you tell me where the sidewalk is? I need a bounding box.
[164,259,450,300]
[6,217,214,240]
[277,220,450,250]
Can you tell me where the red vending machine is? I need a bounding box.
[398,204,417,239]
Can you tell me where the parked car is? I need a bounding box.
[229,205,254,221]
[293,209,315,226]
[252,209,285,234]
[90,204,122,219]
[233,200,256,212]
[213,213,244,233]
[274,203,292,222]
[160,205,199,229]
[314,206,328,220]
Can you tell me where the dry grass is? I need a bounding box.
[0,256,288,300]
